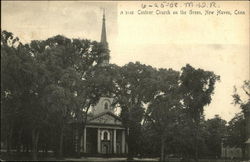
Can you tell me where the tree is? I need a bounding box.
[1,30,23,155]
[180,64,220,161]
[114,62,158,160]
[227,113,246,149]
[233,80,250,113]
[232,81,250,135]
[29,35,108,158]
[232,80,250,159]
[139,123,160,157]
[145,68,181,161]
[1,31,110,160]
[1,30,48,160]
[204,115,227,158]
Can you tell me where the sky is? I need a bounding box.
[1,1,249,122]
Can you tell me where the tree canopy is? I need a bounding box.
[2,30,239,161]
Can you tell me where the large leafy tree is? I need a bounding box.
[145,68,181,161]
[1,30,44,160]
[29,35,109,158]
[1,31,19,154]
[227,113,246,150]
[231,80,250,159]
[204,115,227,158]
[114,62,158,159]
[1,31,110,160]
[180,64,220,161]
[1,30,23,154]
[232,81,250,135]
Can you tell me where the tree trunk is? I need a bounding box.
[160,136,165,162]
[76,125,82,158]
[6,137,10,154]
[194,132,198,162]
[45,143,48,156]
[6,127,13,155]
[32,129,40,161]
[81,105,91,157]
[194,120,199,162]
[126,132,133,161]
[26,144,29,153]
[17,129,23,153]
[58,125,64,158]
[241,145,245,160]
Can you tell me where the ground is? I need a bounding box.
[65,157,158,161]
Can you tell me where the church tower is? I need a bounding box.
[100,10,110,67]
[92,10,114,115]
[74,10,127,156]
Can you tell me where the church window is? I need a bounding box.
[104,131,108,140]
[102,130,110,141]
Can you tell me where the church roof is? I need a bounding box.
[69,111,123,126]
[84,111,124,127]
[88,111,122,122]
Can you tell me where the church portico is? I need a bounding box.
[80,125,127,155]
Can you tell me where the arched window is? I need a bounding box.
[104,131,108,140]
[104,102,109,110]
[102,130,110,141]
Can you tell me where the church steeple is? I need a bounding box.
[101,10,107,45]
[100,9,109,67]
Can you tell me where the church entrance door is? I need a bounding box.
[103,144,108,154]
[101,142,110,154]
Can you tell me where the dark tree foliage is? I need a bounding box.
[114,62,158,160]
[203,115,227,158]
[145,68,181,161]
[231,80,250,159]
[227,113,246,148]
[1,30,42,159]
[1,31,108,160]
[180,64,220,161]
[2,31,229,161]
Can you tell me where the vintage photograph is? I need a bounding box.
[1,1,249,162]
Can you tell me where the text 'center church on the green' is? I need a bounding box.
[71,11,128,155]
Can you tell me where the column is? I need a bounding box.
[121,129,125,154]
[126,128,129,154]
[97,128,101,153]
[75,129,78,152]
[126,143,128,154]
[83,127,86,153]
[80,135,83,152]
[113,129,117,154]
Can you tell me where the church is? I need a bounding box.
[72,12,128,155]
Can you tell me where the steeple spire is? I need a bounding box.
[101,9,107,45]
[99,9,109,67]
